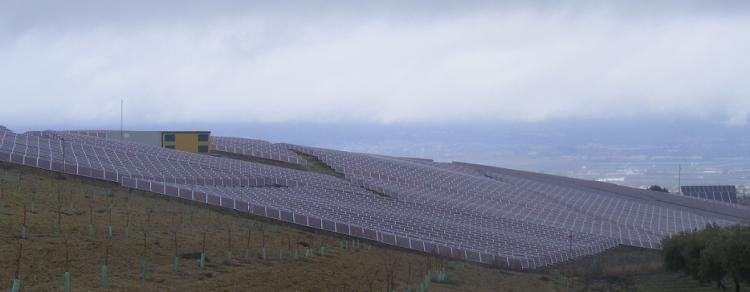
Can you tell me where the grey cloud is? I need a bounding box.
[1,1,749,126]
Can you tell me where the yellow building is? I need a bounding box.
[161,131,211,154]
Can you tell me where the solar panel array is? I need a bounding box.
[211,136,307,165]
[1,126,748,270]
[681,185,738,204]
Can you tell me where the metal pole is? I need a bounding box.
[568,232,572,254]
[678,164,681,195]
[61,138,66,172]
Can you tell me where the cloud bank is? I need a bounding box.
[1,1,749,127]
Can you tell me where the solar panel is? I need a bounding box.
[681,185,738,204]
[211,136,307,165]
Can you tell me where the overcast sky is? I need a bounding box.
[1,1,749,129]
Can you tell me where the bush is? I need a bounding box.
[661,224,750,291]
[648,185,670,193]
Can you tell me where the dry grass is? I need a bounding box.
[0,162,566,291]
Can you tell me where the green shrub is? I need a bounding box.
[661,223,750,291]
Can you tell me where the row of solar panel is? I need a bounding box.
[682,185,738,203]
[285,143,744,249]
[212,136,308,165]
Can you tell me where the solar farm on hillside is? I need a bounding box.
[1,125,748,270]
